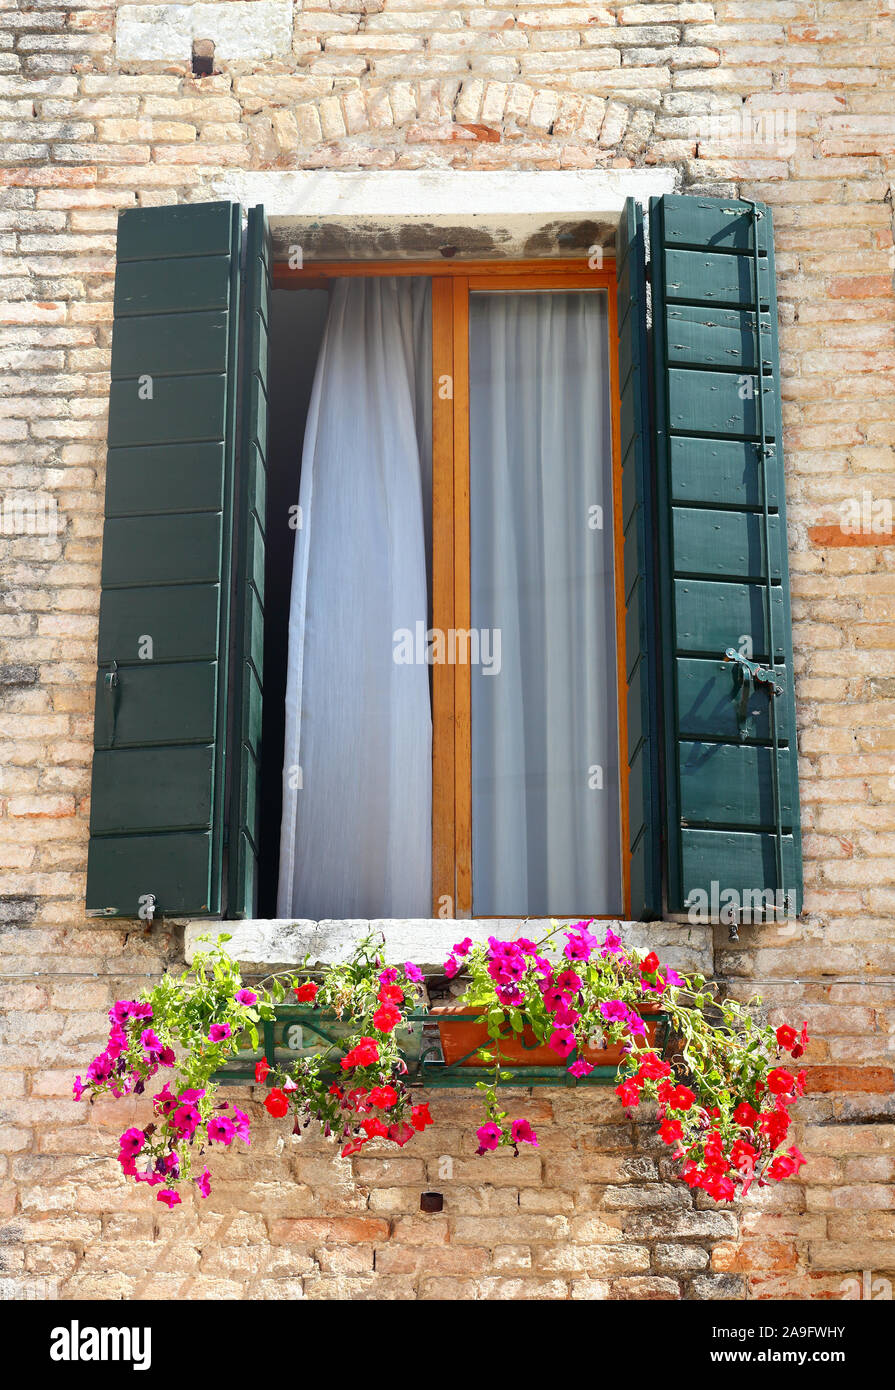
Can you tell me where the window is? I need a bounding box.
[264,261,626,922]
[85,194,803,928]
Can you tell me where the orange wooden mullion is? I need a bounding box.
[431,278,455,918]
[452,277,472,919]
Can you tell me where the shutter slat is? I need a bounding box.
[650,192,803,918]
[616,199,661,919]
[86,201,242,919]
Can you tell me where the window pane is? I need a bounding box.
[469,289,622,916]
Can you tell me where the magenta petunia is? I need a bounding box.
[548,1026,576,1058]
[206,1115,236,1146]
[567,1058,594,1078]
[157,1189,181,1209]
[510,1118,539,1147]
[118,1127,145,1160]
[476,1121,502,1153]
[72,1075,84,1101]
[235,989,257,1006]
[444,955,459,978]
[140,1027,163,1055]
[452,937,473,957]
[196,1167,211,1198]
[208,1023,232,1042]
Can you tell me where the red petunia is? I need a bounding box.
[411,1103,432,1131]
[264,1088,289,1118]
[767,1067,796,1096]
[369,1085,398,1110]
[378,984,404,1005]
[255,1058,270,1084]
[294,981,318,1004]
[639,952,660,975]
[733,1101,758,1128]
[658,1118,683,1144]
[616,1080,641,1108]
[775,1024,798,1051]
[372,1002,402,1033]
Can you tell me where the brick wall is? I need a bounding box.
[1,0,894,1301]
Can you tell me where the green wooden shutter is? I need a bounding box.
[228,206,270,918]
[86,201,243,919]
[649,193,803,918]
[616,199,661,919]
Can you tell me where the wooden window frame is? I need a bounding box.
[272,258,629,919]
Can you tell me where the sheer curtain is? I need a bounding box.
[469,290,621,917]
[277,277,432,919]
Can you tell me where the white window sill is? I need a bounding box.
[182,918,714,975]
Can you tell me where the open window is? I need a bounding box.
[86,194,802,928]
[261,260,626,922]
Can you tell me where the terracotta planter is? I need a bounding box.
[429,1002,661,1069]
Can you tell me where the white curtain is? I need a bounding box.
[277,277,432,920]
[469,290,621,916]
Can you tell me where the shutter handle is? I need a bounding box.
[723,647,784,741]
[103,661,120,745]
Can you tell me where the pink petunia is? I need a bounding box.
[476,1121,502,1153]
[510,1118,539,1147]
[157,1189,181,1209]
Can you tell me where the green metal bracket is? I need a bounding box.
[723,645,783,742]
[214,1007,672,1090]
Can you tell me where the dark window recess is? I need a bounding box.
[191,39,215,77]
[256,285,330,917]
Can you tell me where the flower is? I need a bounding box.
[635,1052,671,1081]
[476,1121,502,1153]
[767,1067,796,1096]
[72,1076,84,1101]
[616,1080,641,1108]
[378,968,398,985]
[733,1101,758,1128]
[600,999,629,1023]
[563,927,599,962]
[548,1026,576,1058]
[255,1059,270,1084]
[172,1104,201,1139]
[453,937,473,957]
[110,1000,152,1025]
[444,956,459,978]
[775,1023,798,1051]
[369,1085,398,1110]
[556,969,582,994]
[668,1085,695,1111]
[207,1115,236,1145]
[567,1058,594,1078]
[404,961,424,983]
[294,981,318,1004]
[231,1107,251,1144]
[639,951,660,975]
[208,1023,231,1043]
[341,1136,367,1157]
[387,1121,415,1148]
[411,1103,432,1131]
[118,1127,145,1160]
[378,983,404,1005]
[600,928,623,957]
[510,1118,538,1147]
[341,1037,380,1069]
[196,1168,211,1198]
[658,1118,683,1144]
[495,982,526,1008]
[791,1022,809,1059]
[372,1002,402,1033]
[157,1189,181,1209]
[235,989,257,1006]
[264,1089,289,1118]
[139,1027,163,1056]
[360,1116,389,1139]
